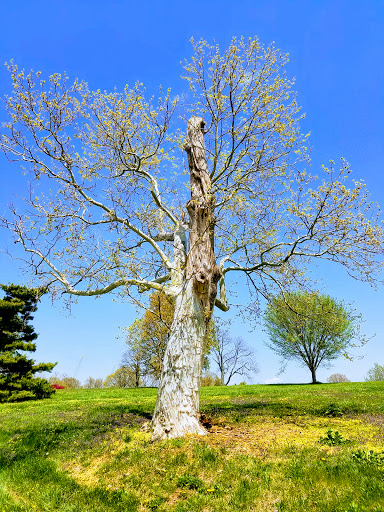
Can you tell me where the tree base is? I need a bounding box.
[151,416,207,441]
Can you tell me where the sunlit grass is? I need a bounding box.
[1,382,384,511]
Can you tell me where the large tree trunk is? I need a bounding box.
[151,117,222,440]
[310,367,317,384]
[151,280,208,439]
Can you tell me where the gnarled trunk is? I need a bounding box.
[151,117,222,440]
[151,280,208,439]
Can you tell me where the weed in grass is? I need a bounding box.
[146,496,166,510]
[123,433,132,443]
[177,474,205,491]
[319,429,350,446]
[351,449,384,466]
[205,483,222,496]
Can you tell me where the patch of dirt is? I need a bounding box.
[62,456,110,486]
[202,418,321,458]
[105,412,152,428]
[360,413,384,427]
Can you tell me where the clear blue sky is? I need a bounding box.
[0,0,383,384]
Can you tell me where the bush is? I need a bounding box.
[30,377,56,399]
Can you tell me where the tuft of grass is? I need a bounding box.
[177,474,205,491]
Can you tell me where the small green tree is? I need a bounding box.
[0,284,56,402]
[365,364,384,382]
[264,291,364,384]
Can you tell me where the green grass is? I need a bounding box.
[1,382,384,511]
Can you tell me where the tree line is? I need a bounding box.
[1,283,382,402]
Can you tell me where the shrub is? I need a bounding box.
[51,383,65,390]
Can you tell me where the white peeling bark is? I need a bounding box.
[151,116,222,440]
[151,280,207,440]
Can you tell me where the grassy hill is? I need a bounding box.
[1,382,384,511]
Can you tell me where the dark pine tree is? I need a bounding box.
[0,284,57,402]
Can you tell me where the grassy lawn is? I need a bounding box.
[1,382,384,511]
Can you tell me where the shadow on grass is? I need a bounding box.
[202,395,369,423]
[0,403,153,470]
[2,457,139,512]
[202,400,297,420]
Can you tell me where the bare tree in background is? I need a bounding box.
[84,377,103,388]
[327,374,350,383]
[211,330,258,385]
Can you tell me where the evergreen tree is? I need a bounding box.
[0,284,56,402]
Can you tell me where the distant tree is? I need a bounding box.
[365,364,384,382]
[122,292,173,386]
[104,367,137,388]
[61,376,82,389]
[327,373,350,383]
[265,292,364,384]
[121,331,147,387]
[211,330,258,385]
[138,292,174,380]
[49,374,82,389]
[84,377,103,388]
[0,284,56,402]
[201,372,221,387]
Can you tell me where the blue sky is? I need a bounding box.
[0,0,383,385]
